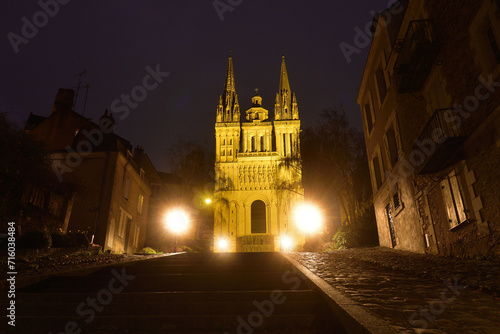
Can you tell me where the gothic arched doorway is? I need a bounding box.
[251,200,266,233]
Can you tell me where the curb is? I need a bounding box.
[1,252,184,293]
[282,253,399,334]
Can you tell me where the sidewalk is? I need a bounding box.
[290,247,500,334]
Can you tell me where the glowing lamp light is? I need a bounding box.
[279,235,294,252]
[216,237,230,252]
[164,209,190,234]
[293,203,323,234]
[205,198,212,204]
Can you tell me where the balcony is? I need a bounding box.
[395,20,441,93]
[414,108,466,174]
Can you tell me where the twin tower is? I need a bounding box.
[213,55,305,252]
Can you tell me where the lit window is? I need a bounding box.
[118,210,131,238]
[137,194,144,214]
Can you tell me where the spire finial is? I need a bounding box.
[229,48,232,57]
[255,88,259,95]
[281,48,285,58]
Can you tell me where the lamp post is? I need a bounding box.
[164,209,190,253]
[292,202,324,251]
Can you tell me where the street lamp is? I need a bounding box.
[278,235,294,252]
[164,209,190,252]
[293,203,323,234]
[216,237,230,252]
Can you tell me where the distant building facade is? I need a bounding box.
[358,0,500,257]
[213,56,304,252]
[25,89,154,254]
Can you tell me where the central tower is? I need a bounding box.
[213,55,304,252]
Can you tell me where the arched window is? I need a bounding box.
[251,136,256,152]
[251,200,266,233]
[260,136,264,151]
[282,133,287,156]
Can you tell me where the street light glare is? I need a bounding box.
[216,237,230,252]
[293,203,323,234]
[165,209,190,234]
[205,198,212,204]
[279,235,294,252]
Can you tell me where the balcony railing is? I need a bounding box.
[414,108,466,174]
[395,20,441,93]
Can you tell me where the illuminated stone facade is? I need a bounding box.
[213,56,304,252]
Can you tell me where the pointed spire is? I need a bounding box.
[275,54,297,121]
[279,55,291,96]
[224,54,235,94]
[217,53,239,123]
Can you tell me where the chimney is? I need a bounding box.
[99,109,115,133]
[52,88,75,114]
[134,145,144,160]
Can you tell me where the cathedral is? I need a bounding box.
[213,55,305,252]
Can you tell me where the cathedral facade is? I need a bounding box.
[213,55,305,252]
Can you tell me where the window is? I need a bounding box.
[118,210,131,238]
[392,183,403,212]
[151,184,160,198]
[133,225,140,248]
[140,168,145,180]
[251,200,266,233]
[487,28,500,64]
[364,103,373,133]
[385,125,399,167]
[137,194,144,214]
[251,137,256,152]
[373,155,383,189]
[260,136,264,151]
[376,66,387,103]
[441,171,468,229]
[282,133,287,156]
[123,177,131,199]
[229,139,233,145]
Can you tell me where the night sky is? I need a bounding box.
[2,0,393,171]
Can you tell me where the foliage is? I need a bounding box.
[18,229,52,249]
[51,232,90,248]
[180,245,202,253]
[332,224,360,249]
[167,136,212,192]
[0,113,75,232]
[301,106,377,245]
[141,247,162,254]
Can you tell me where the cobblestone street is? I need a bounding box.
[290,247,500,334]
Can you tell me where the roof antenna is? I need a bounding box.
[82,84,90,116]
[73,70,86,112]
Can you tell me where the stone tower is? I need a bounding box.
[213,55,304,252]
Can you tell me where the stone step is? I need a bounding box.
[21,272,309,292]
[94,263,293,274]
[12,290,321,304]
[14,313,333,333]
[13,300,324,316]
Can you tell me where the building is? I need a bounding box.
[357,0,500,257]
[213,55,305,252]
[25,88,154,254]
